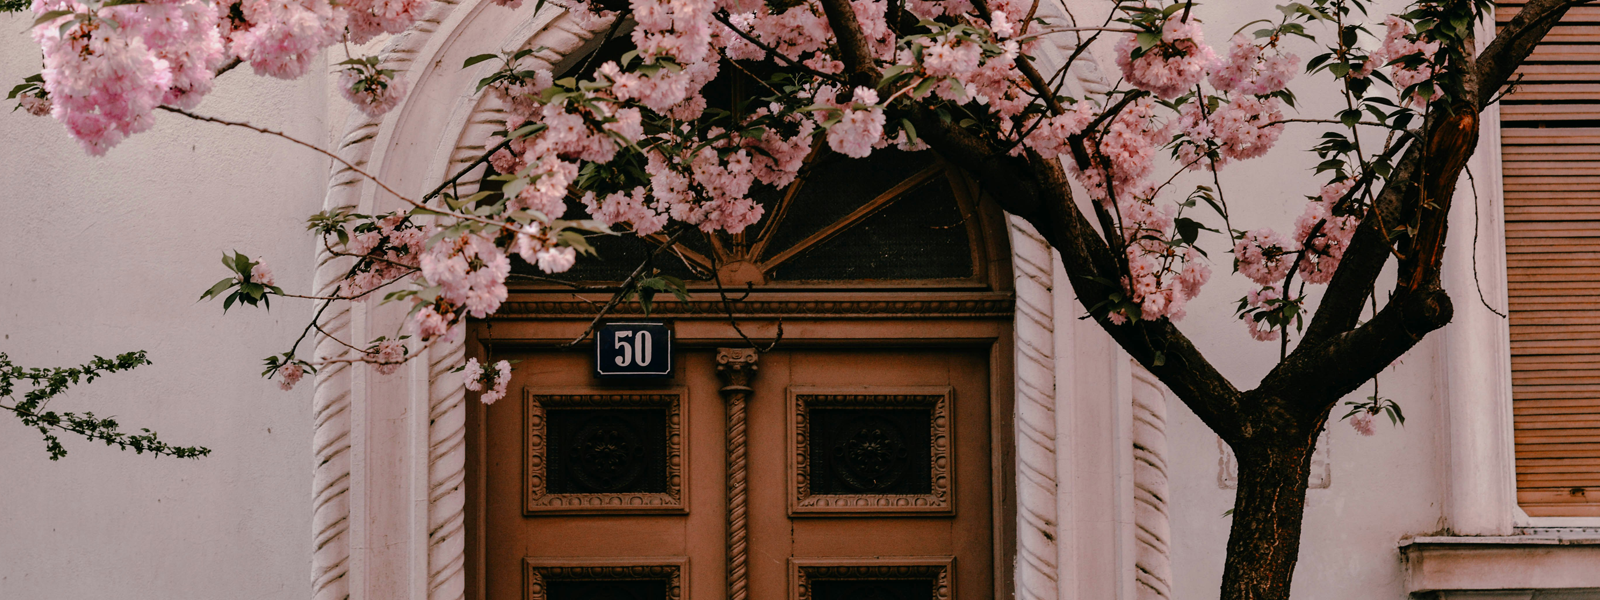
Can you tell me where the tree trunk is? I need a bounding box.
[1220,435,1317,600]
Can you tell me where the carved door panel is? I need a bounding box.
[482,347,995,600]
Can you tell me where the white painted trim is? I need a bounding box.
[1433,10,1522,536]
[1011,216,1062,600]
[1523,517,1600,529]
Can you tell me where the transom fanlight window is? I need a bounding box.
[500,27,989,288]
[514,147,987,286]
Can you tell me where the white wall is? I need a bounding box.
[0,17,333,599]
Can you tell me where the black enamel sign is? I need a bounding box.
[594,322,673,378]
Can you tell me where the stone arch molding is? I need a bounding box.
[310,1,1131,599]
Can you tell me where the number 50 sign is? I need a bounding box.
[594,322,673,378]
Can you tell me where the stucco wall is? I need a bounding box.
[0,17,333,599]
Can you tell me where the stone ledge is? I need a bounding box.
[1401,534,1600,594]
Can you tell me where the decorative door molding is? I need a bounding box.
[787,387,955,515]
[523,557,687,600]
[522,390,686,514]
[790,556,955,600]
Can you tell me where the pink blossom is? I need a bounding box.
[826,88,885,158]
[1209,35,1298,96]
[534,246,577,274]
[1350,412,1377,436]
[19,92,52,116]
[462,357,484,391]
[1294,180,1361,284]
[1018,101,1095,159]
[229,0,347,79]
[344,0,428,45]
[278,362,305,391]
[1234,228,1295,286]
[372,339,404,375]
[583,187,668,236]
[1212,96,1285,161]
[1372,16,1441,107]
[339,66,408,118]
[33,1,173,155]
[250,263,276,287]
[463,357,511,404]
[1241,285,1283,342]
[413,306,452,341]
[1115,16,1216,99]
[989,10,1014,38]
[421,234,509,319]
[482,359,512,404]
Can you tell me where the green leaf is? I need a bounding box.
[462,53,497,69]
[199,277,236,301]
[32,9,73,27]
[1136,31,1161,51]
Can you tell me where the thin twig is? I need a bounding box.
[563,228,694,347]
[158,106,415,208]
[710,255,783,352]
[1464,166,1507,318]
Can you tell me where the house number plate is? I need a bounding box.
[594,322,673,378]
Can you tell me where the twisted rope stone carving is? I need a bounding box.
[1131,370,1173,600]
[715,348,759,600]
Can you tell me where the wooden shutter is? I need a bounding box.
[1500,2,1600,517]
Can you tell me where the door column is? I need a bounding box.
[716,348,760,600]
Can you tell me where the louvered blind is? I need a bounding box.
[1500,2,1600,517]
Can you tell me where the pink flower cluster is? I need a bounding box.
[463,357,511,404]
[372,339,405,375]
[1350,412,1376,436]
[1241,284,1283,341]
[1209,35,1298,97]
[249,263,276,286]
[1293,179,1360,284]
[31,0,432,154]
[339,63,409,118]
[345,0,429,45]
[342,214,428,299]
[278,362,305,390]
[1231,180,1361,338]
[1368,16,1441,107]
[826,87,886,158]
[421,233,511,320]
[230,0,347,79]
[1115,17,1216,99]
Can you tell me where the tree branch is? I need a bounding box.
[1476,0,1594,107]
[816,0,881,87]
[908,108,1248,439]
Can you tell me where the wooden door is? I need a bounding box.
[481,346,996,600]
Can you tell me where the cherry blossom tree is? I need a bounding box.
[7,0,1585,597]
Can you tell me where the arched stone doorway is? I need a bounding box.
[306,2,1104,599]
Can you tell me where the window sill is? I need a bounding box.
[1400,533,1600,594]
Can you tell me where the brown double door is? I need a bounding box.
[480,346,996,599]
